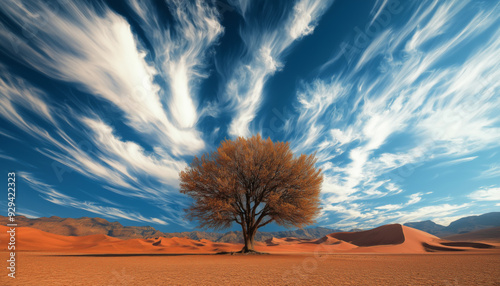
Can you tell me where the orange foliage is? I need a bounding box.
[179,135,323,252]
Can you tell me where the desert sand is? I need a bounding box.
[1,224,499,285]
[2,224,496,254]
[1,252,500,285]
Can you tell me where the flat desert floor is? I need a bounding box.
[2,252,500,285]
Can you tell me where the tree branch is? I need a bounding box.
[253,206,269,229]
[258,218,274,228]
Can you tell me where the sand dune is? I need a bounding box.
[353,224,439,252]
[330,224,406,246]
[0,226,121,252]
[1,224,495,254]
[0,226,242,253]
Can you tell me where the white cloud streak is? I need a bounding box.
[395,203,470,225]
[224,0,333,137]
[19,172,168,225]
[477,165,500,179]
[431,156,478,168]
[469,186,500,201]
[293,0,500,227]
[0,150,16,162]
[0,0,214,155]
[128,0,224,129]
[0,65,188,213]
[433,214,474,227]
[327,201,470,230]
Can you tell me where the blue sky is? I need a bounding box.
[0,0,499,232]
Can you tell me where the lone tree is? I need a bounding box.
[179,135,323,253]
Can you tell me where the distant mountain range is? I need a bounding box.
[1,215,340,242]
[443,227,500,243]
[404,212,500,237]
[3,211,498,242]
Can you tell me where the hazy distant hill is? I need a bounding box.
[1,215,339,242]
[4,216,165,239]
[404,220,447,236]
[164,227,340,243]
[443,227,500,243]
[445,212,500,234]
[404,212,500,237]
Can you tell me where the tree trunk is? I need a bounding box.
[241,227,257,253]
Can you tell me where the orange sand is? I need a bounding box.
[1,224,499,285]
[1,252,499,285]
[1,224,496,254]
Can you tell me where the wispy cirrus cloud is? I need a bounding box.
[0,150,16,162]
[291,0,500,227]
[394,203,470,226]
[0,0,211,155]
[476,165,500,179]
[326,200,470,230]
[369,0,389,26]
[431,156,478,168]
[127,0,224,129]
[0,0,219,226]
[0,0,230,229]
[16,210,41,219]
[20,172,168,225]
[36,115,188,197]
[374,192,425,212]
[222,0,333,137]
[0,66,56,140]
[0,64,188,214]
